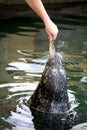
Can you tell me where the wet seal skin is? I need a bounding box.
[27,41,70,113]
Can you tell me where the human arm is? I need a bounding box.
[25,0,58,41]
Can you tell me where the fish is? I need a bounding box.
[27,41,69,114]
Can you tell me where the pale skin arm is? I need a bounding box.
[25,0,58,41]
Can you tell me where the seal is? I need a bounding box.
[27,41,69,113]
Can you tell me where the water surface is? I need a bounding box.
[0,17,87,130]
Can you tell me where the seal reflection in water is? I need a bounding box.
[27,41,69,113]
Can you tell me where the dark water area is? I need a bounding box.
[0,16,87,130]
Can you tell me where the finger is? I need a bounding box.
[48,31,58,41]
[48,34,52,41]
[53,35,57,40]
[51,34,57,41]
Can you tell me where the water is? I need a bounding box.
[0,16,87,130]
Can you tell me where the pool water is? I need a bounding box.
[0,16,87,130]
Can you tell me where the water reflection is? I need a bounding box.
[31,110,71,130]
[0,43,10,82]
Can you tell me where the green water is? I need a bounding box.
[0,17,87,130]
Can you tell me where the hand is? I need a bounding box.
[45,20,59,41]
[25,0,58,41]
